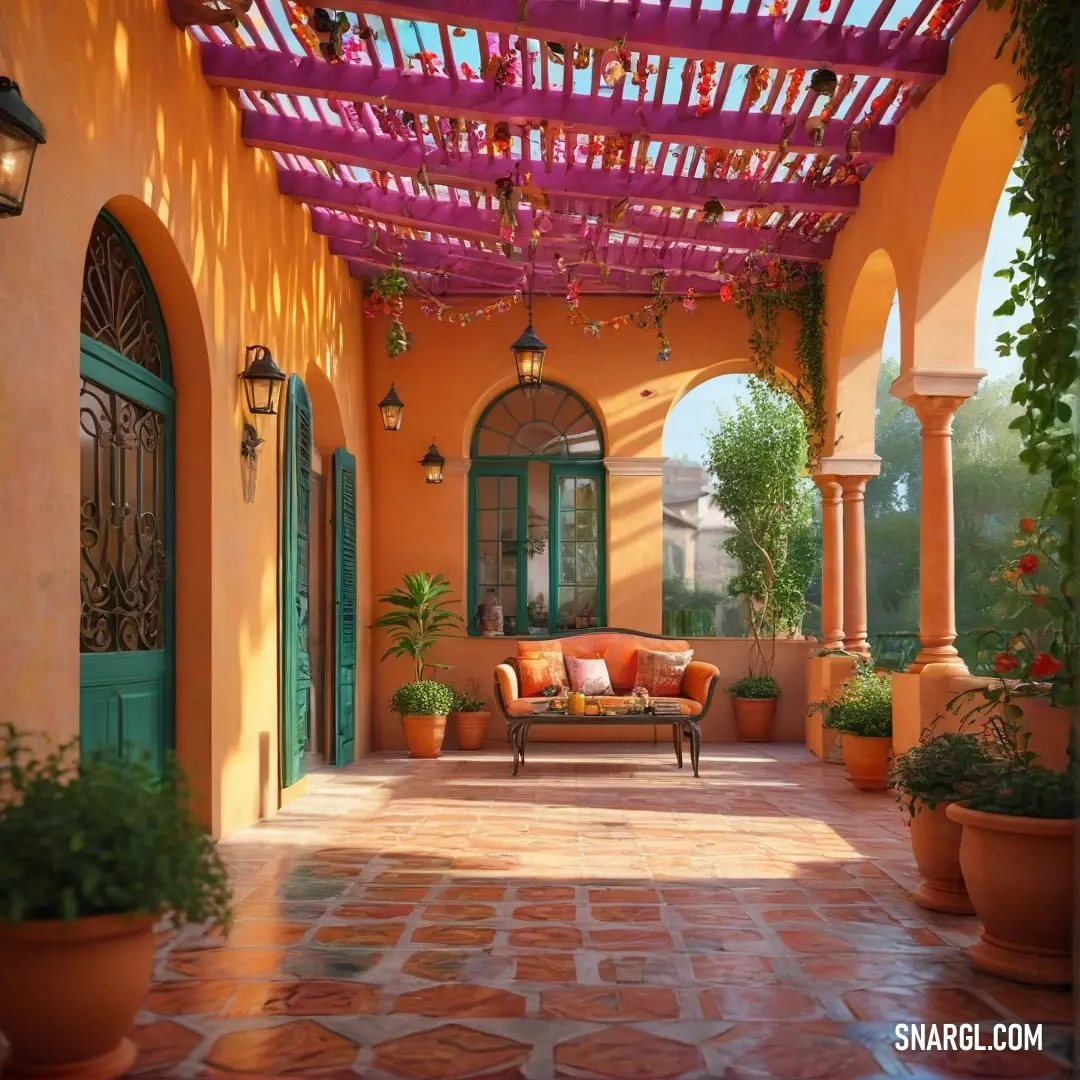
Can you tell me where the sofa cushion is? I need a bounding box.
[506,696,702,717]
[559,634,692,690]
[565,656,614,695]
[519,652,568,696]
[636,648,694,697]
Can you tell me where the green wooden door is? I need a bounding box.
[331,448,357,765]
[78,213,175,772]
[281,375,313,788]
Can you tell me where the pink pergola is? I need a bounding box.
[175,0,977,294]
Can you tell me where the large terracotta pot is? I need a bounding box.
[0,913,156,1078]
[947,803,1074,986]
[451,710,490,751]
[402,714,447,758]
[732,697,777,742]
[840,733,892,790]
[909,800,973,914]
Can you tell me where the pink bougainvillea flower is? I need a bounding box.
[1017,553,1040,575]
[1029,652,1062,679]
[992,652,1020,674]
[719,283,734,302]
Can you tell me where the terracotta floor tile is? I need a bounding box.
[233,902,329,921]
[760,907,827,925]
[983,985,1074,1024]
[597,955,680,984]
[131,1020,201,1072]
[710,1021,884,1080]
[145,979,238,1016]
[515,953,578,982]
[332,902,415,919]
[680,927,766,953]
[167,949,283,980]
[509,925,583,949]
[391,983,527,1018]
[690,954,779,983]
[438,885,506,901]
[540,986,681,1021]
[313,923,405,947]
[204,1020,358,1074]
[700,985,825,1021]
[225,921,309,947]
[372,1023,531,1080]
[588,888,660,904]
[512,903,577,922]
[587,928,674,951]
[660,887,738,904]
[402,950,474,982]
[281,948,382,980]
[591,904,663,923]
[897,1046,1070,1078]
[671,905,754,927]
[223,980,379,1017]
[420,902,497,922]
[361,885,431,902]
[517,885,576,901]
[411,924,497,946]
[555,1026,703,1079]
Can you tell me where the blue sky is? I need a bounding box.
[663,177,1028,464]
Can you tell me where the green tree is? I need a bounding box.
[704,378,819,675]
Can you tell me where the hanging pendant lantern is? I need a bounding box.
[378,382,405,431]
[419,438,445,484]
[511,285,546,389]
[810,69,838,97]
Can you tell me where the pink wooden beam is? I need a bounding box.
[283,170,834,259]
[201,45,896,159]
[243,112,861,214]
[327,0,949,82]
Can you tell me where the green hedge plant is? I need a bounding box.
[452,679,487,713]
[887,731,993,819]
[819,666,892,738]
[0,723,231,926]
[391,680,456,717]
[729,675,780,699]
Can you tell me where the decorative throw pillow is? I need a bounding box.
[565,656,614,696]
[519,652,569,696]
[635,648,693,697]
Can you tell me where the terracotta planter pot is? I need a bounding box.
[732,697,777,742]
[402,714,447,758]
[947,802,1074,986]
[840,733,892,790]
[451,711,489,751]
[909,800,974,915]
[0,913,156,1078]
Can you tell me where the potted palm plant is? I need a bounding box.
[449,678,490,751]
[887,731,991,914]
[0,724,231,1079]
[818,664,893,790]
[374,571,464,758]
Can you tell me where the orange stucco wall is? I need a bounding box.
[365,296,804,751]
[0,0,372,837]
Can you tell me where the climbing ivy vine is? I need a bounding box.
[986,0,1078,668]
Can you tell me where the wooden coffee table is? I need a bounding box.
[505,709,701,778]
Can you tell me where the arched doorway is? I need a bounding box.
[79,212,175,771]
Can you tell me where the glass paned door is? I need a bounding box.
[470,468,526,635]
[552,468,604,631]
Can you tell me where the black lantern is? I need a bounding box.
[419,438,445,484]
[378,382,405,431]
[0,78,46,218]
[239,345,287,416]
[510,287,546,389]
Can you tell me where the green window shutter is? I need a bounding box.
[281,375,312,788]
[332,447,358,765]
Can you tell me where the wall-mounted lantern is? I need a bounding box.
[510,286,546,389]
[239,345,286,415]
[0,78,46,218]
[419,439,445,484]
[378,382,405,431]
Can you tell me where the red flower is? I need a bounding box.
[1017,554,1040,575]
[719,283,734,302]
[1030,652,1063,679]
[1019,517,1036,534]
[1032,594,1046,608]
[992,652,1020,674]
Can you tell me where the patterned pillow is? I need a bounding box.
[518,648,570,691]
[565,656,614,696]
[635,648,693,697]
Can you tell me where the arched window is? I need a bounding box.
[468,383,606,636]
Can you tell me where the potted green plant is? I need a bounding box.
[887,731,991,914]
[943,516,1076,986]
[0,725,231,1079]
[449,678,490,751]
[705,379,819,743]
[728,675,781,742]
[818,664,893,790]
[374,571,464,757]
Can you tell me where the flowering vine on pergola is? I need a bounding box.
[173,0,973,296]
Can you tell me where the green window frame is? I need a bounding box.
[467,383,606,637]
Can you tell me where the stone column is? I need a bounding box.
[813,476,844,649]
[840,475,872,659]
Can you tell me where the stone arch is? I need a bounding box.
[831,248,899,458]
[304,361,347,458]
[97,194,215,828]
[912,83,1023,375]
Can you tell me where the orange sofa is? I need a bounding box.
[493,629,721,723]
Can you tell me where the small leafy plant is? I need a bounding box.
[391,680,456,717]
[0,724,231,926]
[887,730,993,819]
[729,675,780,699]
[374,572,464,683]
[817,664,892,738]
[453,678,487,713]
